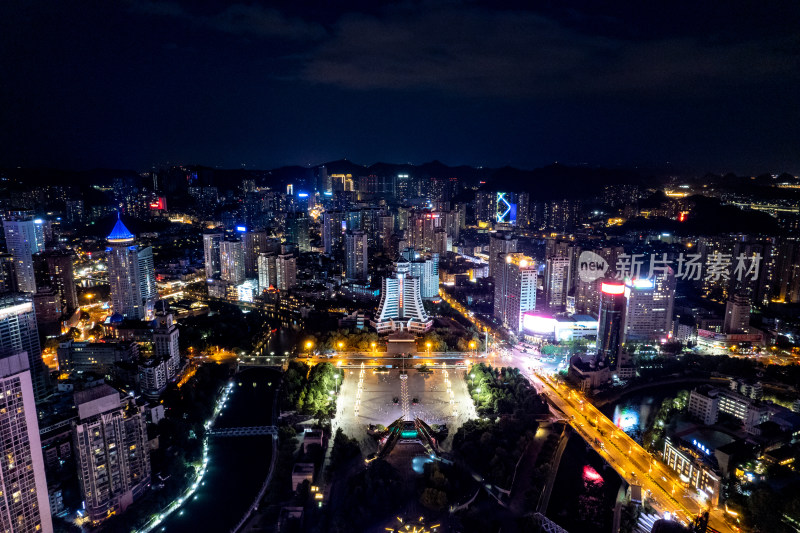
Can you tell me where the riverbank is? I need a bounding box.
[154,367,280,532]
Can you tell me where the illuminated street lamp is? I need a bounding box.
[371,342,377,356]
[338,341,344,353]
[305,341,314,356]
[426,342,432,357]
[469,340,477,355]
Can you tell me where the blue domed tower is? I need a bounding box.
[106,214,153,319]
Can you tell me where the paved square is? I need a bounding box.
[333,366,477,453]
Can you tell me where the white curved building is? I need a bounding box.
[373,261,433,334]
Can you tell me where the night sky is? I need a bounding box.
[2,1,799,173]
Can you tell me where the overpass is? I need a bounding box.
[532,371,732,533]
[209,425,278,437]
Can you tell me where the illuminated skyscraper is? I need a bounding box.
[106,216,148,319]
[544,256,571,311]
[493,253,537,333]
[488,230,517,278]
[202,232,223,279]
[73,385,150,525]
[2,217,41,293]
[220,239,245,285]
[597,281,626,368]
[345,230,368,281]
[0,353,52,533]
[723,293,751,334]
[276,254,296,291]
[257,252,277,292]
[0,293,49,401]
[622,271,676,342]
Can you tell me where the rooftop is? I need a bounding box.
[107,214,135,243]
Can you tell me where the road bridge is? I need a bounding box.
[532,371,732,533]
[209,426,278,437]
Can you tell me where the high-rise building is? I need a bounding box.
[0,253,17,293]
[219,239,245,285]
[66,199,84,225]
[596,280,626,369]
[257,253,277,292]
[242,230,268,279]
[493,253,537,333]
[401,248,440,299]
[153,312,180,378]
[373,261,432,334]
[345,230,368,281]
[276,254,297,291]
[378,213,395,254]
[622,272,676,342]
[202,232,223,279]
[0,353,53,533]
[34,250,78,314]
[544,256,571,312]
[106,217,147,320]
[137,246,157,309]
[285,212,310,253]
[0,293,49,401]
[2,217,41,293]
[488,230,517,278]
[322,211,346,257]
[724,293,751,334]
[73,385,151,525]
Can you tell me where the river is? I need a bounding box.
[158,367,280,533]
[546,383,691,531]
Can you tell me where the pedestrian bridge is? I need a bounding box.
[209,426,278,437]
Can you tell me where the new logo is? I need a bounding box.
[578,251,609,283]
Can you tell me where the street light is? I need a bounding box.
[305,341,314,357]
[426,342,432,357]
[469,340,476,355]
[371,342,377,356]
[338,341,344,353]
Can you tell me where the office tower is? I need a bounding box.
[3,218,40,293]
[0,253,17,293]
[153,312,180,378]
[318,165,330,193]
[493,253,537,333]
[597,280,626,368]
[202,232,223,279]
[243,230,268,279]
[219,239,245,286]
[515,192,530,228]
[345,230,368,281]
[257,253,277,292]
[286,212,310,253]
[107,217,145,319]
[724,293,751,334]
[276,254,297,291]
[322,211,345,256]
[373,261,433,334]
[488,230,517,278]
[401,248,440,299]
[544,256,571,311]
[73,385,151,525]
[34,250,78,314]
[623,272,676,342]
[0,353,53,533]
[0,293,49,401]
